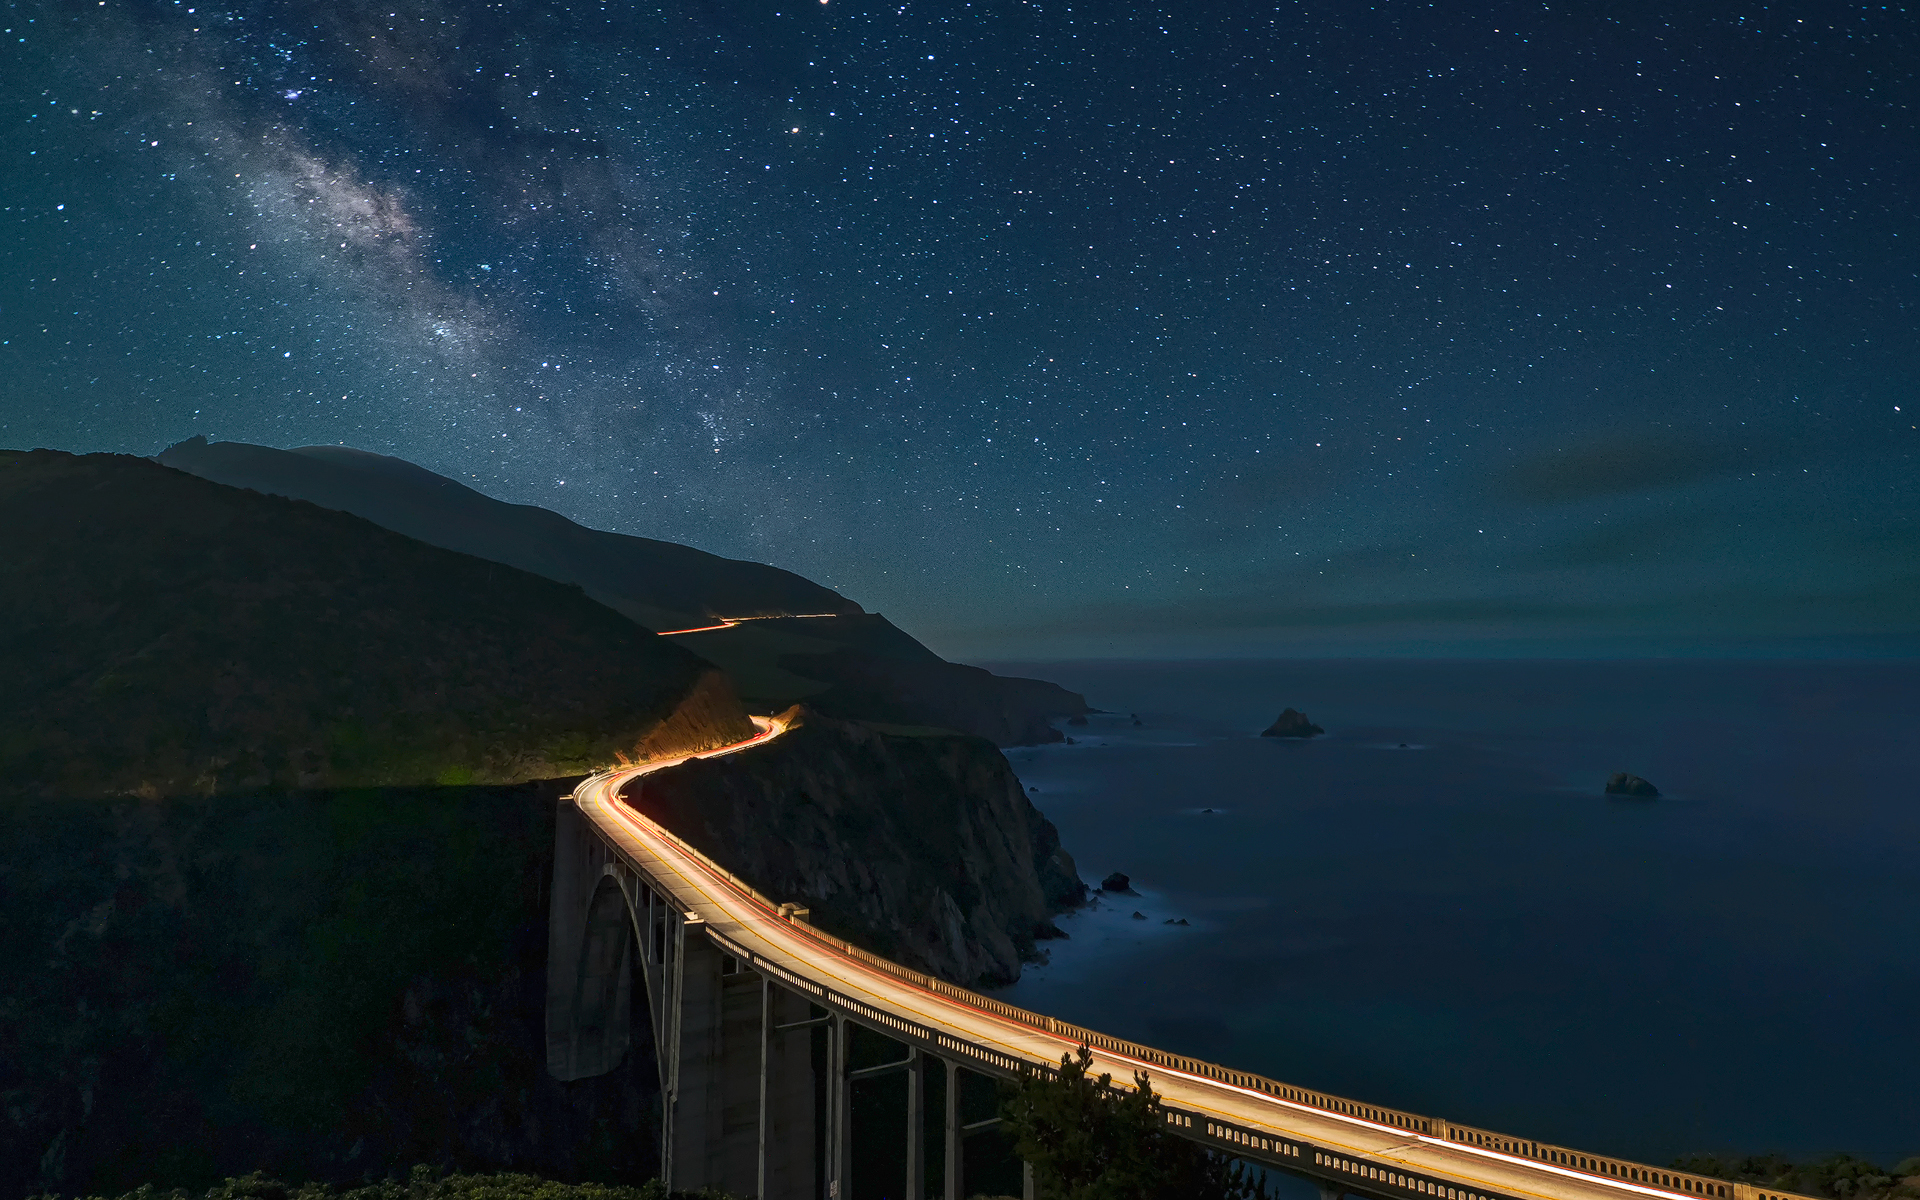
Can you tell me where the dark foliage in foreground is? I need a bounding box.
[1674,1154,1920,1200]
[0,781,666,1199]
[30,1167,736,1200]
[999,1045,1268,1200]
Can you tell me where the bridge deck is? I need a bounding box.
[571,720,1808,1200]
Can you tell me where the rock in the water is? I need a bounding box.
[1605,772,1661,798]
[1101,871,1132,893]
[1067,714,1089,726]
[1130,911,1146,921]
[1261,708,1324,738]
[1162,917,1190,926]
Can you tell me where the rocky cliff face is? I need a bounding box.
[626,707,1086,986]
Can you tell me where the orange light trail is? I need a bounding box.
[652,612,846,636]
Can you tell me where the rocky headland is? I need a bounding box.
[627,706,1085,986]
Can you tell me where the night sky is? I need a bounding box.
[3,0,1915,658]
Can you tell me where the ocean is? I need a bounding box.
[981,659,1920,1170]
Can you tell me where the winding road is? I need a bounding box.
[570,718,1801,1200]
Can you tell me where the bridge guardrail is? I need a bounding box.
[599,766,1823,1200]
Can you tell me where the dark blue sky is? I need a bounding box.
[3,0,1915,657]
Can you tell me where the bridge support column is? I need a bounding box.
[663,916,720,1192]
[943,1058,962,1200]
[754,982,817,1200]
[828,1012,850,1200]
[758,976,772,1200]
[666,931,804,1198]
[904,1048,924,1200]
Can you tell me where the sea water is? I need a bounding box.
[984,660,1920,1168]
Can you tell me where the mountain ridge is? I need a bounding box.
[156,437,1088,744]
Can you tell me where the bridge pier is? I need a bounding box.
[904,1048,924,1200]
[943,1057,962,1200]
[551,793,1042,1200]
[828,1012,850,1199]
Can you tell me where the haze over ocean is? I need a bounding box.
[992,659,1920,1167]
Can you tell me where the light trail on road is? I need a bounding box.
[570,722,1787,1200]
[652,613,847,637]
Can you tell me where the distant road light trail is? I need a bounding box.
[653,612,845,636]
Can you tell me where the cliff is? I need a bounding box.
[0,449,752,796]
[627,706,1086,986]
[0,707,1088,1195]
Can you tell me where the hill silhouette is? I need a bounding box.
[156,436,853,630]
[157,437,1087,743]
[0,448,751,796]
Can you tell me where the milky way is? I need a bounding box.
[3,1,1915,656]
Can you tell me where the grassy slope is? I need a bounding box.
[0,450,737,795]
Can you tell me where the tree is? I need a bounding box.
[999,1046,1270,1200]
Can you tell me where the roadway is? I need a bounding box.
[571,719,1779,1200]
[652,613,847,636]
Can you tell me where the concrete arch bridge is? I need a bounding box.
[546,718,1813,1200]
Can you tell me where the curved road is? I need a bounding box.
[652,613,846,636]
[572,719,1792,1200]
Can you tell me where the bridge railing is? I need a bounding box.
[598,772,1820,1200]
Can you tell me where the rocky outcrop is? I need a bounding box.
[1605,772,1661,798]
[626,707,1086,986]
[1261,708,1325,738]
[1100,872,1133,893]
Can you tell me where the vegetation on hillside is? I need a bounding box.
[1674,1154,1920,1200]
[0,781,670,1198]
[999,1046,1268,1200]
[0,449,743,795]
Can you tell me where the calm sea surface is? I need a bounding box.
[980,660,1920,1168]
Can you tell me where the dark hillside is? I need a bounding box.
[154,438,1089,745]
[0,779,667,1197]
[0,449,753,796]
[155,437,856,630]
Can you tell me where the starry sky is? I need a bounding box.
[3,0,1915,658]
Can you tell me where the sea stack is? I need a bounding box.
[1605,772,1661,798]
[1261,708,1325,738]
